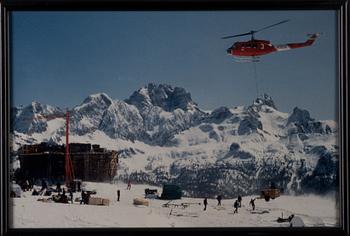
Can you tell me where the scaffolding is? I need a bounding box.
[18,142,118,183]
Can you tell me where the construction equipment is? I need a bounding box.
[144,188,159,199]
[260,188,281,201]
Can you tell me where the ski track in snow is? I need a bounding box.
[10,182,339,228]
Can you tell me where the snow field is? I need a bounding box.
[10,182,339,228]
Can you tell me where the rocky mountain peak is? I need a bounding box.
[253,94,277,110]
[206,106,233,124]
[80,93,113,108]
[12,102,63,134]
[20,102,62,117]
[287,107,314,125]
[125,83,197,112]
[30,101,41,110]
[287,107,331,134]
[69,93,114,136]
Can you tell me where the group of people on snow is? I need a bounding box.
[36,179,130,204]
[203,195,257,213]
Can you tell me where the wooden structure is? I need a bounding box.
[133,198,149,206]
[89,197,110,206]
[260,188,281,201]
[18,142,118,182]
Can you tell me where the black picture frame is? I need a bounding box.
[1,0,349,235]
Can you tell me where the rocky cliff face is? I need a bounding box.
[125,83,199,112]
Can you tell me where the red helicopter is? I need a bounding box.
[222,20,320,62]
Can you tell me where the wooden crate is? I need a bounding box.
[88,197,103,205]
[133,198,149,206]
[88,197,110,206]
[102,198,110,206]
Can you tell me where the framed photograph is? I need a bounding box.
[1,0,349,235]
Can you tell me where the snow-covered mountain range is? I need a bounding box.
[11,83,338,197]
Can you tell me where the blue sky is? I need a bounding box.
[11,11,337,120]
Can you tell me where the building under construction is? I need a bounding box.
[17,142,118,182]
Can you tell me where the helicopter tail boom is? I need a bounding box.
[275,33,320,51]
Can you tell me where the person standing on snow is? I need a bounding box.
[234,200,239,214]
[127,180,131,190]
[249,198,256,211]
[69,189,74,204]
[117,189,120,202]
[216,195,222,206]
[80,191,85,204]
[203,198,208,211]
[237,195,242,207]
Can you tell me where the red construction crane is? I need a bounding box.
[36,110,75,186]
[64,111,74,186]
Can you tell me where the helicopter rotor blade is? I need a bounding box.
[255,19,290,33]
[221,31,254,39]
[221,20,289,39]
